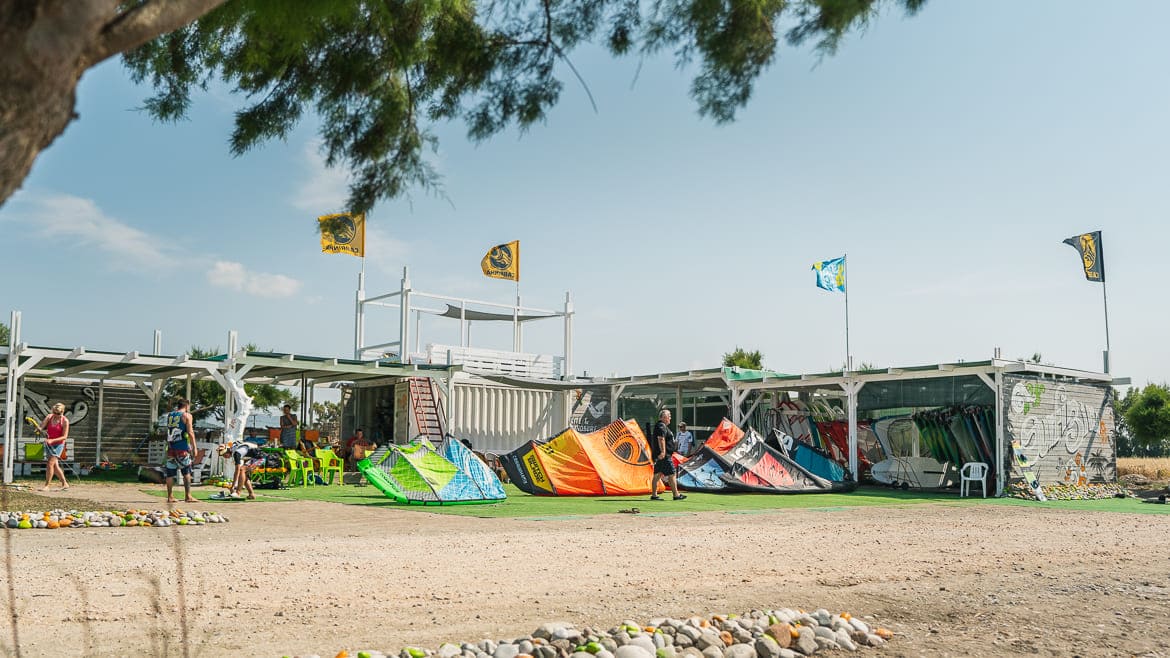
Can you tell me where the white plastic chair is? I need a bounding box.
[960,462,988,498]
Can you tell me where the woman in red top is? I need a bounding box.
[41,403,70,491]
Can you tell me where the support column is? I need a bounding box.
[840,380,865,482]
[399,267,412,363]
[729,387,750,425]
[563,291,574,378]
[675,386,683,429]
[609,385,626,422]
[95,380,105,463]
[3,310,20,483]
[995,370,1005,496]
[976,370,1003,497]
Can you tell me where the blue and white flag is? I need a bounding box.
[812,256,846,293]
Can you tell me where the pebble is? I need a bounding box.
[725,644,757,658]
[296,609,895,658]
[754,636,781,658]
[614,646,652,658]
[494,645,520,658]
[794,628,817,656]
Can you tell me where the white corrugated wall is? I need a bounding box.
[449,382,564,453]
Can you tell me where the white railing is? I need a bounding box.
[421,344,563,379]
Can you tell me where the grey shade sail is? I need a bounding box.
[432,304,554,322]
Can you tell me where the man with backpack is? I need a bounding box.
[649,409,686,501]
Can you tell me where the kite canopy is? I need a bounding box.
[501,420,654,495]
[678,419,856,494]
[358,437,505,505]
[767,428,849,482]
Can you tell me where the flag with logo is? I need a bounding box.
[812,256,846,293]
[318,212,365,257]
[481,240,520,281]
[1062,231,1104,282]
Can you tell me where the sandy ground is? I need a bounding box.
[2,484,1170,658]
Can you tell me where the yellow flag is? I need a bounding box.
[481,240,519,281]
[318,212,365,257]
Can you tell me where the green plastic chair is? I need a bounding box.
[283,449,315,487]
[315,448,344,485]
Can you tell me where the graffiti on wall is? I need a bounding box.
[1004,375,1116,484]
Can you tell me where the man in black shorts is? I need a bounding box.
[650,409,686,501]
[215,441,265,499]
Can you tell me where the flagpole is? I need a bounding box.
[514,278,521,352]
[1102,279,1111,374]
[844,253,851,371]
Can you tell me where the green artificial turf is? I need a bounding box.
[140,482,1170,518]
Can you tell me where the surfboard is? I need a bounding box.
[871,456,951,489]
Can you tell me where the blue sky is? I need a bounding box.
[2,0,1167,385]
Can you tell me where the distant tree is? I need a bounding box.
[0,321,8,346]
[160,345,298,422]
[1122,384,1170,457]
[311,400,341,440]
[837,361,875,371]
[723,347,763,370]
[1113,387,1140,457]
[1018,352,1053,365]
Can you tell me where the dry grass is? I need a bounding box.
[1117,457,1170,480]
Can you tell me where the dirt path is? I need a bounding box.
[3,483,1168,657]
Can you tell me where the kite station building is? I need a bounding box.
[2,268,1125,496]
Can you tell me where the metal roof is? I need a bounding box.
[1,346,456,386]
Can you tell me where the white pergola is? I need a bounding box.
[2,311,457,483]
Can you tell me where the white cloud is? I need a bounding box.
[206,261,302,298]
[3,192,174,271]
[365,224,414,271]
[293,141,349,214]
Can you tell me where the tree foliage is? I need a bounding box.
[1122,384,1170,457]
[120,0,927,214]
[0,322,8,347]
[723,346,763,369]
[312,400,342,439]
[160,345,298,422]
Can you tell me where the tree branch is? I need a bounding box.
[89,0,229,64]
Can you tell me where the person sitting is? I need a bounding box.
[342,429,374,470]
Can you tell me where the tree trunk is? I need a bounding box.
[0,0,226,209]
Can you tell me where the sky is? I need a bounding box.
[2,1,1168,387]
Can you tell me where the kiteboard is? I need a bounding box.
[1011,439,1046,501]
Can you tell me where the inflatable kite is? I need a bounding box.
[358,436,506,505]
[501,420,655,495]
[678,419,856,494]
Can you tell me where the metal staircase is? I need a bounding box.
[408,377,445,442]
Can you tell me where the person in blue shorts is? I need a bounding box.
[165,399,198,503]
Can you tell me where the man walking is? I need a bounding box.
[165,399,198,503]
[650,409,686,501]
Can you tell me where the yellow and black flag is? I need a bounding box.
[319,212,365,257]
[481,240,519,281]
[1062,231,1104,282]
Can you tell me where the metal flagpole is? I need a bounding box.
[513,279,521,352]
[844,253,851,371]
[1102,279,1111,374]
